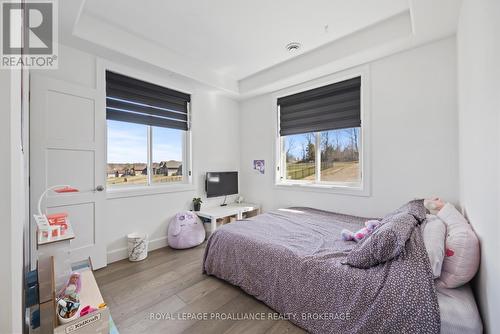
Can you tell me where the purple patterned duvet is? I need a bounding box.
[203,207,440,334]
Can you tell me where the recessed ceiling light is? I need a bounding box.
[285,42,302,52]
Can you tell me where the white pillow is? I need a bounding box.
[422,214,446,278]
[436,203,480,288]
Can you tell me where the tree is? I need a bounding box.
[348,128,359,161]
[321,131,330,150]
[300,141,307,162]
[352,128,359,153]
[285,137,296,162]
[321,131,335,164]
[304,133,315,162]
[333,131,342,159]
[306,142,315,162]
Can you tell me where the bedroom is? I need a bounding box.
[0,0,499,333]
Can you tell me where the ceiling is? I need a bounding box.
[59,0,462,96]
[81,0,409,80]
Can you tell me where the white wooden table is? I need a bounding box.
[195,203,260,235]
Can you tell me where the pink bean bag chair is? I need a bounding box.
[168,212,205,249]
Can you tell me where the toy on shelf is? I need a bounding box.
[56,272,82,324]
[34,185,78,243]
[47,212,68,225]
[58,271,81,300]
[79,305,97,317]
[57,299,80,322]
[47,213,69,235]
[36,216,51,242]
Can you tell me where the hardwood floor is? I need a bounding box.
[95,244,306,334]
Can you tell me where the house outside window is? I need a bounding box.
[105,71,191,188]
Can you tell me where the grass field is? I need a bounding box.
[287,161,360,183]
[286,162,316,172]
[107,174,182,185]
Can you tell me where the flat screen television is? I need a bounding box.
[206,171,238,198]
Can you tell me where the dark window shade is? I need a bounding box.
[278,76,361,136]
[106,71,191,130]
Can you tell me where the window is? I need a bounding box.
[278,76,363,189]
[107,120,148,186]
[151,126,184,184]
[105,71,190,188]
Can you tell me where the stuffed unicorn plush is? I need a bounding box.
[167,212,205,249]
[341,220,381,242]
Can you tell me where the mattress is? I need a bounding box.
[438,284,483,334]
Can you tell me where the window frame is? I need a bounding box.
[274,66,371,196]
[98,60,194,198]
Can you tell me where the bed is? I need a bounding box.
[203,206,482,334]
[438,284,483,334]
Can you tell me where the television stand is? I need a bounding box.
[195,202,260,236]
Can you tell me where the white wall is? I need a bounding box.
[239,37,458,218]
[35,44,240,263]
[0,70,24,333]
[457,1,500,333]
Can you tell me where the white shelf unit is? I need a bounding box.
[195,202,260,235]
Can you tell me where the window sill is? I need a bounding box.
[106,183,196,199]
[274,182,370,197]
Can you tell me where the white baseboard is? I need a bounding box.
[106,236,168,264]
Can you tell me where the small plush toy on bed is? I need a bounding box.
[341,220,381,242]
[423,197,446,214]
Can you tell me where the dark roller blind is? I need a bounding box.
[106,71,191,130]
[278,76,361,136]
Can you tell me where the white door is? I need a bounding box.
[30,75,107,269]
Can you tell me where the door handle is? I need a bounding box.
[96,185,104,192]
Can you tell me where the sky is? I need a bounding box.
[107,120,182,163]
[108,121,357,163]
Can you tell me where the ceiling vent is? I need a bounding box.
[285,42,302,52]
